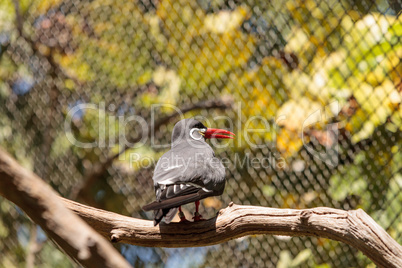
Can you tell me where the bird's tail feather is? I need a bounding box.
[144,190,215,226]
[164,207,178,224]
[153,208,169,226]
[143,191,208,211]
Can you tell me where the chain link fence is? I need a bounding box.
[1,0,401,267]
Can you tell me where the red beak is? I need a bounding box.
[204,128,235,139]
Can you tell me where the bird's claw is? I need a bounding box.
[193,212,205,222]
[180,217,190,223]
[178,211,189,223]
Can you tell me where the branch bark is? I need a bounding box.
[62,198,402,268]
[0,149,132,268]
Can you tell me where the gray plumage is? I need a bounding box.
[142,118,226,226]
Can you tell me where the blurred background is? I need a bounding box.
[0,0,401,267]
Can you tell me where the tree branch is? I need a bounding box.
[0,148,132,268]
[61,198,402,268]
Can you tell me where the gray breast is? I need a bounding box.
[152,143,226,193]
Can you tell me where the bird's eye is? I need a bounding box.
[190,128,203,140]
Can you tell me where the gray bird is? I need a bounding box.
[142,118,234,226]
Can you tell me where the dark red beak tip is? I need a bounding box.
[204,128,235,139]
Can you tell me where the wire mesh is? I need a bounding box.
[0,0,401,267]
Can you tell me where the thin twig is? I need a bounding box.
[12,0,23,36]
[26,225,40,268]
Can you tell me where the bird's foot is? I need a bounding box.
[178,211,189,223]
[180,217,190,223]
[192,212,205,222]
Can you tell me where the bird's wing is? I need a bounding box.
[143,147,224,212]
[152,148,218,185]
[142,188,214,211]
[143,174,216,212]
[152,160,186,185]
[157,183,204,200]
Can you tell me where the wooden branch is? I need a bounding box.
[62,198,402,268]
[0,148,132,268]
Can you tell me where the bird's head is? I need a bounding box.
[171,118,235,146]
